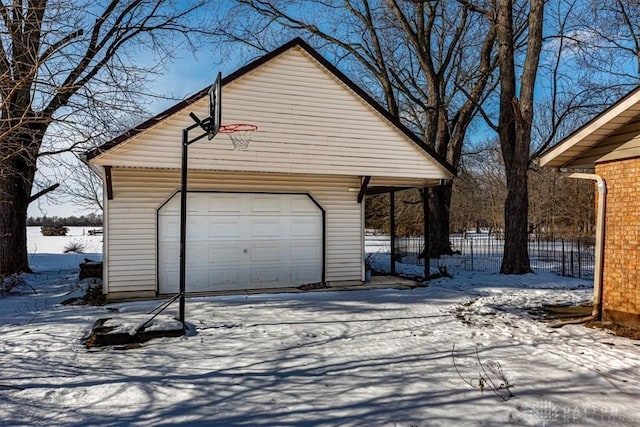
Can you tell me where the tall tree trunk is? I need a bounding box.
[0,149,37,276]
[501,146,531,273]
[428,183,453,257]
[0,187,31,276]
[495,0,543,274]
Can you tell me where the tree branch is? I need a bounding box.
[29,183,60,204]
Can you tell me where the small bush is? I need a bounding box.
[60,281,105,306]
[83,283,106,305]
[1,275,36,295]
[64,240,87,254]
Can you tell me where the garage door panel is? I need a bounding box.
[250,241,282,262]
[208,217,242,238]
[158,192,323,293]
[158,270,178,294]
[209,245,242,263]
[209,269,241,288]
[186,268,210,292]
[251,218,282,238]
[159,218,180,240]
[251,194,283,212]
[158,236,180,260]
[291,265,321,284]
[291,240,321,261]
[291,217,322,236]
[188,194,208,213]
[161,195,180,214]
[208,195,242,213]
[291,196,319,213]
[187,243,210,266]
[251,266,281,286]
[186,217,206,239]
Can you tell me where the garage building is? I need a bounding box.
[87,38,455,300]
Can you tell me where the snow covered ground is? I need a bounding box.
[26,226,103,270]
[1,235,639,426]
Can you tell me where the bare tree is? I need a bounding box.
[572,0,640,81]
[528,167,594,238]
[493,0,544,274]
[56,154,104,212]
[528,0,639,160]
[220,0,497,257]
[452,144,595,241]
[451,142,506,234]
[0,0,208,276]
[525,0,640,240]
[387,0,497,257]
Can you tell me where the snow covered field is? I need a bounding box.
[27,226,103,270]
[1,233,639,426]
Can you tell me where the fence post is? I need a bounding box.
[570,245,574,277]
[390,191,396,276]
[470,238,474,271]
[577,240,582,279]
[561,238,566,277]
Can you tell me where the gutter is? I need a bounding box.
[559,170,607,320]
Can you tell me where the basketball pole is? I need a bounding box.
[177,72,221,330]
[177,72,256,330]
[179,117,214,330]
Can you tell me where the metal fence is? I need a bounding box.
[365,233,595,279]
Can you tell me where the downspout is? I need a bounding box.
[560,171,606,320]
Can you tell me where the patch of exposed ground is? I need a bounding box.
[584,321,640,341]
[540,304,640,341]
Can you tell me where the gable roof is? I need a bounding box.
[539,85,640,169]
[86,38,455,176]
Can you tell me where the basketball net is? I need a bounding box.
[219,123,258,151]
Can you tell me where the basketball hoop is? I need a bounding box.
[219,123,258,151]
[178,72,257,329]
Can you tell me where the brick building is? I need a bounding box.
[540,88,640,328]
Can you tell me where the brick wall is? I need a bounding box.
[595,157,640,327]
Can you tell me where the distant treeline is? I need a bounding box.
[27,213,103,227]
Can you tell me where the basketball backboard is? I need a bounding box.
[208,72,222,139]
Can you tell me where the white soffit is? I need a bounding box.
[539,87,640,168]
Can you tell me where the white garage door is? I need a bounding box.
[158,192,323,293]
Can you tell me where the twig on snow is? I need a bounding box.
[451,343,515,401]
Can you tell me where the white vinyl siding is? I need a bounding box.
[104,168,362,294]
[91,47,452,181]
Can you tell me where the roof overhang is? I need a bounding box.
[539,85,640,169]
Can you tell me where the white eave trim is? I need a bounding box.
[539,87,640,168]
